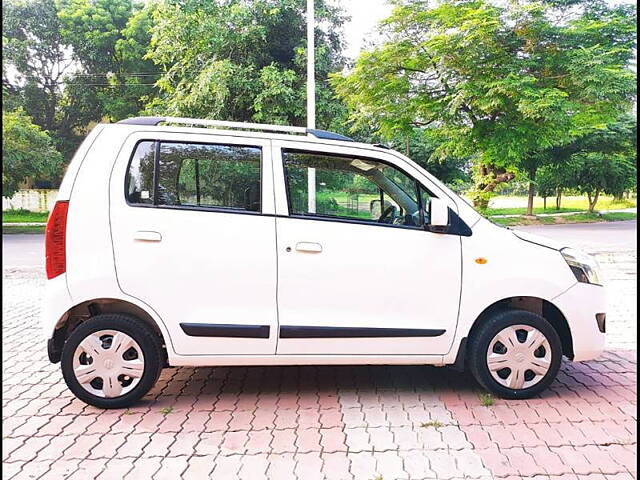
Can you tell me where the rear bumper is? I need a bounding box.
[553,282,607,362]
[42,274,72,362]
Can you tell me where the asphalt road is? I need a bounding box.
[516,219,637,251]
[3,234,45,269]
[2,220,636,268]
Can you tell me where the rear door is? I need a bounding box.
[272,141,462,356]
[110,131,278,356]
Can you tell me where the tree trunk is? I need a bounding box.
[526,169,536,217]
[543,197,547,210]
[473,164,516,210]
[588,190,600,213]
[556,188,562,210]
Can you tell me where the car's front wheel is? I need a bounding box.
[61,314,163,408]
[468,309,563,399]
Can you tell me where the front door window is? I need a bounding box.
[283,150,427,228]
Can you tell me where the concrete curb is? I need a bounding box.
[2,222,46,226]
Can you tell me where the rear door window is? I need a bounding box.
[126,141,262,212]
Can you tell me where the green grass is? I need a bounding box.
[159,407,173,415]
[479,393,495,407]
[420,420,444,428]
[2,209,49,223]
[2,225,46,234]
[482,195,636,216]
[491,211,636,227]
[600,212,638,221]
[487,206,583,216]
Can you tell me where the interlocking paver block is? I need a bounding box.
[123,457,162,479]
[322,452,352,480]
[452,448,492,478]
[295,452,324,480]
[266,452,297,480]
[68,458,108,479]
[153,456,189,480]
[374,451,408,479]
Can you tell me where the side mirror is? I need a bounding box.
[426,198,450,233]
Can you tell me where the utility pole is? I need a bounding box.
[307,0,316,213]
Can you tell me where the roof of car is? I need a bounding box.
[116,116,353,142]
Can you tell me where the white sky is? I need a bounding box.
[337,0,394,60]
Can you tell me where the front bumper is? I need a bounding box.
[553,282,607,362]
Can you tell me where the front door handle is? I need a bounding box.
[134,231,162,242]
[295,242,322,253]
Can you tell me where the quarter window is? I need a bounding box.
[126,141,262,212]
[283,150,426,227]
[125,141,155,205]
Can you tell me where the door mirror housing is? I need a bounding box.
[425,198,450,233]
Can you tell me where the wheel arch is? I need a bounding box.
[48,298,169,365]
[464,296,574,364]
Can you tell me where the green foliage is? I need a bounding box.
[3,0,70,132]
[144,0,347,128]
[567,152,636,211]
[58,0,159,122]
[2,0,636,199]
[3,0,158,167]
[2,110,63,197]
[332,0,637,191]
[539,114,637,210]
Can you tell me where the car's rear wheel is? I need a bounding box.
[61,314,163,408]
[468,309,562,399]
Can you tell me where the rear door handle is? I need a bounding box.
[134,231,162,242]
[295,242,322,253]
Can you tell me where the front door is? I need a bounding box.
[273,143,462,356]
[110,132,278,356]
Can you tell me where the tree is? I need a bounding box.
[144,0,348,128]
[569,153,636,212]
[564,115,636,211]
[387,128,471,188]
[537,114,637,211]
[2,109,63,197]
[3,0,72,134]
[331,0,637,213]
[4,0,160,166]
[57,0,159,123]
[537,164,568,210]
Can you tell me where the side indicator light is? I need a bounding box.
[475,257,488,264]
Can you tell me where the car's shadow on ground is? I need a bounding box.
[129,356,625,410]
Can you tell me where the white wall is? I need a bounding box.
[3,189,58,213]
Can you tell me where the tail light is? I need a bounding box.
[45,201,69,279]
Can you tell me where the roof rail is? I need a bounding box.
[116,116,354,142]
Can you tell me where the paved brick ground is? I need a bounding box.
[2,245,636,479]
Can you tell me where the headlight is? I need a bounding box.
[560,247,602,286]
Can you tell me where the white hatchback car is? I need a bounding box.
[43,116,606,408]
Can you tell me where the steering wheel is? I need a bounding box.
[378,204,398,224]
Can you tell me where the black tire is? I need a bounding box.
[61,314,163,409]
[468,309,562,399]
